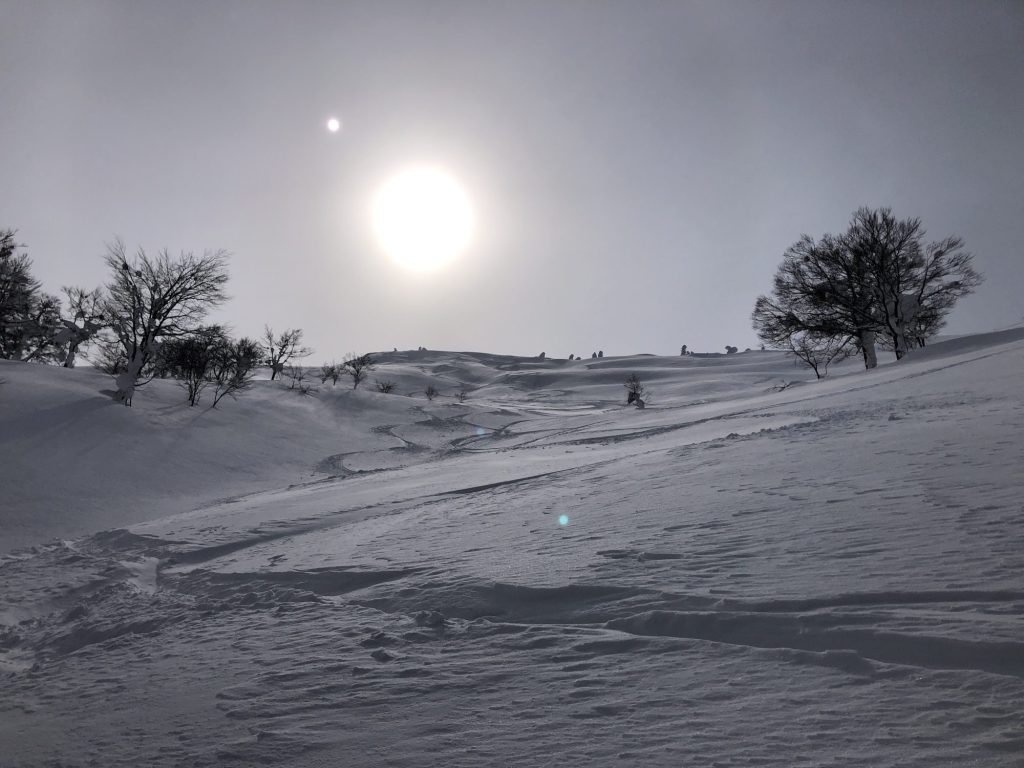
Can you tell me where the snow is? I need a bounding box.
[2,332,1023,766]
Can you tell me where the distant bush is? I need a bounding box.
[624,374,647,407]
[375,379,396,393]
[285,364,315,395]
[319,362,338,384]
[343,353,375,390]
[424,384,438,401]
[725,346,738,354]
[159,326,259,407]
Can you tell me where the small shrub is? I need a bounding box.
[375,379,396,394]
[285,364,315,393]
[624,373,646,406]
[343,352,376,389]
[319,362,337,384]
[424,384,438,401]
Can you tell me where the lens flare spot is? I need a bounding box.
[475,427,487,436]
[558,515,569,526]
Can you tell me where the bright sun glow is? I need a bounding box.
[326,117,340,132]
[372,166,474,272]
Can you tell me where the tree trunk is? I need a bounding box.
[114,355,145,406]
[858,330,878,369]
[63,340,80,368]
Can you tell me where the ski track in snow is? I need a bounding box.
[2,336,1024,766]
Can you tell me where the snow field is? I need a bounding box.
[2,332,1023,766]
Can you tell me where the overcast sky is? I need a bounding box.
[2,0,1022,358]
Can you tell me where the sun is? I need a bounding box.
[371,166,474,272]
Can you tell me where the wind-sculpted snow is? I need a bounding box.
[2,333,1024,765]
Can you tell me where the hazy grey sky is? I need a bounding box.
[2,0,1022,358]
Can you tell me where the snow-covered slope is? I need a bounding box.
[2,332,1023,766]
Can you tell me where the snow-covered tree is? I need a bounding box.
[53,286,106,367]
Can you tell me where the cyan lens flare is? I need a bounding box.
[475,427,487,436]
[558,515,569,526]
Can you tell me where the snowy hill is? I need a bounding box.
[2,331,1024,766]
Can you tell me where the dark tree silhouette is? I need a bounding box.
[210,336,262,407]
[787,331,854,379]
[753,231,881,369]
[103,240,229,404]
[845,208,980,360]
[0,230,62,362]
[343,353,376,389]
[158,326,226,406]
[263,326,311,381]
[753,208,981,372]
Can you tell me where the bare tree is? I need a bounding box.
[375,379,396,393]
[263,326,312,381]
[343,353,376,390]
[845,208,980,360]
[210,337,262,407]
[92,334,128,375]
[424,384,438,401]
[753,232,882,369]
[319,362,338,385]
[158,326,226,406]
[787,331,854,379]
[754,209,981,370]
[285,364,315,394]
[103,240,229,405]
